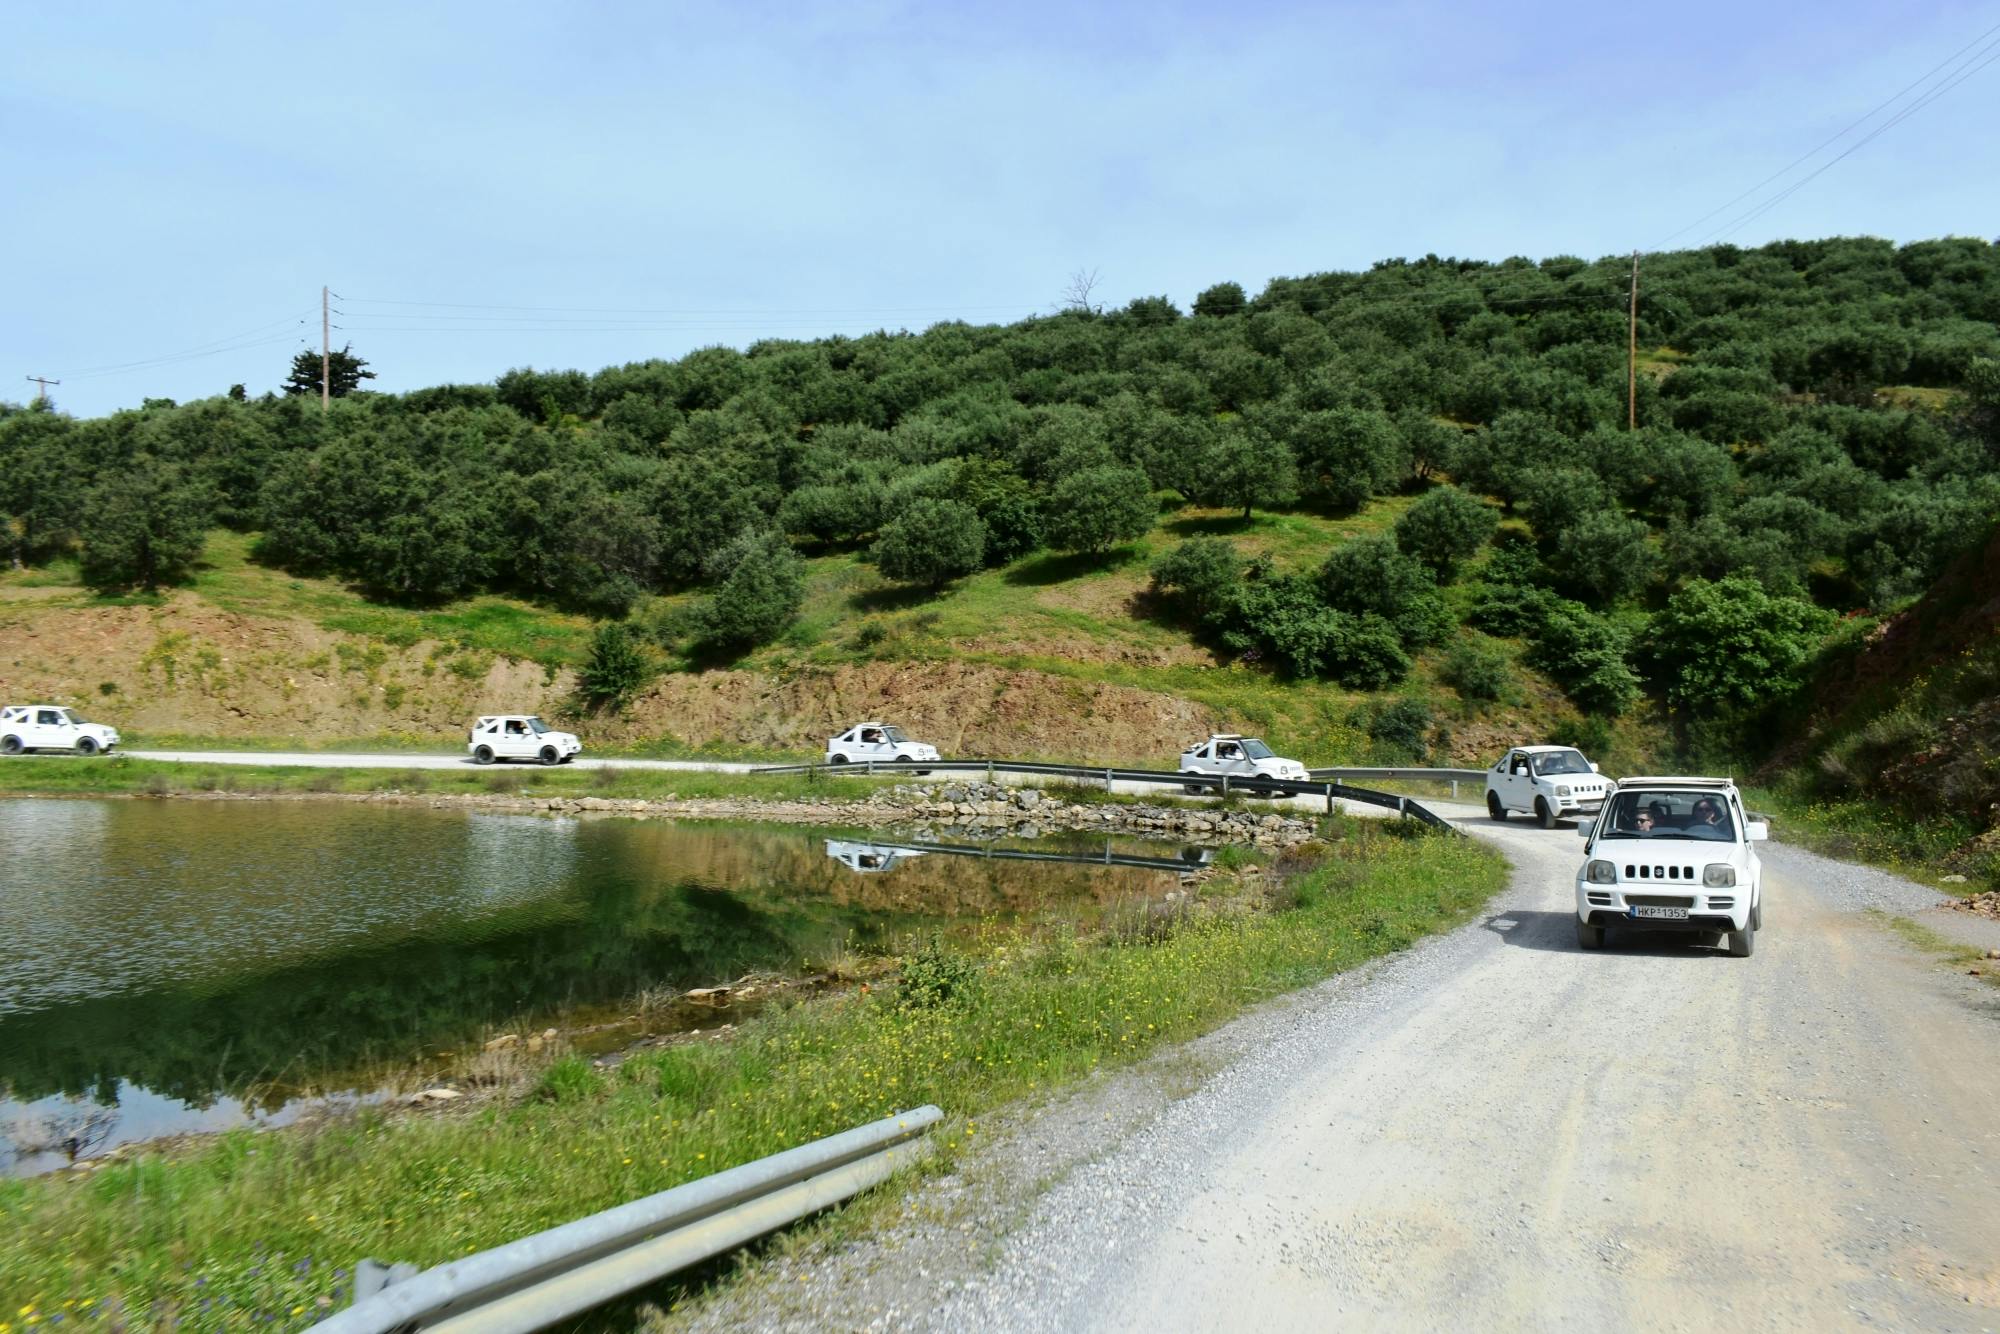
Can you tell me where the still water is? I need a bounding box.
[0,798,1191,1174]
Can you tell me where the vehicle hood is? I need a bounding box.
[1253,758,1307,777]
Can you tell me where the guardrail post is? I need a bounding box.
[1104,767,1113,794]
[1325,785,1333,815]
[987,759,994,783]
[1450,780,1459,800]
[1220,774,1229,798]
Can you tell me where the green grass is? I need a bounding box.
[1744,785,1990,890]
[0,824,1505,1327]
[1868,910,1999,986]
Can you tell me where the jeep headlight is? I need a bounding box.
[1556,784,1572,797]
[1703,864,1737,888]
[1585,860,1617,884]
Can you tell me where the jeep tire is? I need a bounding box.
[1486,791,1507,821]
[473,745,495,765]
[1535,797,1556,829]
[0,735,21,756]
[1727,923,1756,958]
[1576,920,1605,950]
[539,746,559,766]
[75,737,99,756]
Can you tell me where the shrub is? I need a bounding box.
[872,498,986,589]
[1442,638,1513,701]
[1394,486,1498,579]
[578,622,652,710]
[896,935,980,1009]
[1150,537,1243,625]
[1645,576,1834,715]
[532,1055,604,1103]
[1364,699,1434,760]
[1529,600,1641,714]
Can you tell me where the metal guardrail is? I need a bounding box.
[312,1106,941,1334]
[1308,766,1487,800]
[751,758,1457,832]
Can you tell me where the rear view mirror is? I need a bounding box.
[1747,821,1770,842]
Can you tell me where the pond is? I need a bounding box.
[0,798,1198,1174]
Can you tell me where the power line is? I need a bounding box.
[1655,20,2000,251]
[1699,36,2000,246]
[52,309,316,379]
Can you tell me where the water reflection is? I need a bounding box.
[825,836,1211,874]
[0,799,1191,1171]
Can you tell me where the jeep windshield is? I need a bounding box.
[525,717,549,734]
[1240,739,1276,760]
[58,709,91,725]
[1532,749,1591,776]
[882,726,910,744]
[1600,790,1735,841]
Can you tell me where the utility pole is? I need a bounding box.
[320,288,332,418]
[1627,251,1640,431]
[25,375,59,406]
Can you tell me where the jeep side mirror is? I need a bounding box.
[1576,821,1594,838]
[1589,762,1600,773]
[1747,821,1769,842]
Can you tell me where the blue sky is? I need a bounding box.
[6,1,1998,416]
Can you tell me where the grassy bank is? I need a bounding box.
[1743,784,1991,890]
[0,822,1505,1328]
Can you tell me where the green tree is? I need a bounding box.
[1150,537,1243,626]
[1647,576,1835,716]
[1318,535,1451,648]
[282,344,375,398]
[1043,465,1156,555]
[1527,599,1641,714]
[77,458,211,592]
[1205,428,1298,520]
[690,529,805,650]
[1394,486,1498,579]
[578,622,653,710]
[872,498,986,589]
[1193,282,1247,318]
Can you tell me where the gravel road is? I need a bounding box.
[672,815,2000,1332]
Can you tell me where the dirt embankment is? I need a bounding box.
[0,595,1225,762]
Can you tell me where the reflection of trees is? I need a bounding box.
[0,874,921,1109]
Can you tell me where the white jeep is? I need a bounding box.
[1575,777,1767,957]
[824,723,939,768]
[1485,745,1611,828]
[824,838,928,874]
[468,715,581,766]
[0,705,121,756]
[1178,734,1308,795]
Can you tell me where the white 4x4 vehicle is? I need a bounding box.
[468,715,581,766]
[824,724,938,768]
[1576,777,1767,957]
[1485,745,1611,828]
[1178,734,1308,795]
[0,705,121,756]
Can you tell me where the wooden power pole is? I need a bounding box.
[25,375,59,406]
[320,288,332,418]
[1627,251,1640,431]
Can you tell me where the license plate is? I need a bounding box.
[1631,905,1689,921]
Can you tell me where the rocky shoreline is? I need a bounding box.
[108,780,1326,848]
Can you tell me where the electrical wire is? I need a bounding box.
[52,309,317,379]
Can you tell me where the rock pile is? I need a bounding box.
[865,782,1318,848]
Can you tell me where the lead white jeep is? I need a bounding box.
[824,723,939,768]
[0,705,121,756]
[1485,744,1611,828]
[468,715,582,765]
[1575,777,1767,957]
[1178,734,1308,795]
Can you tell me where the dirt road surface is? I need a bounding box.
[681,814,2000,1332]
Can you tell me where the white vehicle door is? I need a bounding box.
[855,727,892,762]
[1213,740,1253,776]
[496,719,537,758]
[1497,750,1530,808]
[31,708,70,749]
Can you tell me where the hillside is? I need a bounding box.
[0,507,1581,767]
[3,235,1998,777]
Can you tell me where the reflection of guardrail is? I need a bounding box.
[751,759,1456,832]
[827,836,1210,874]
[313,1107,941,1333]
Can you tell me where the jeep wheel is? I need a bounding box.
[473,745,495,765]
[1182,773,1204,796]
[1534,797,1556,829]
[829,754,848,766]
[1751,898,1762,931]
[539,746,560,766]
[1726,923,1756,958]
[0,735,22,756]
[560,755,575,764]
[75,737,99,756]
[1486,791,1508,821]
[1576,920,1605,950]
